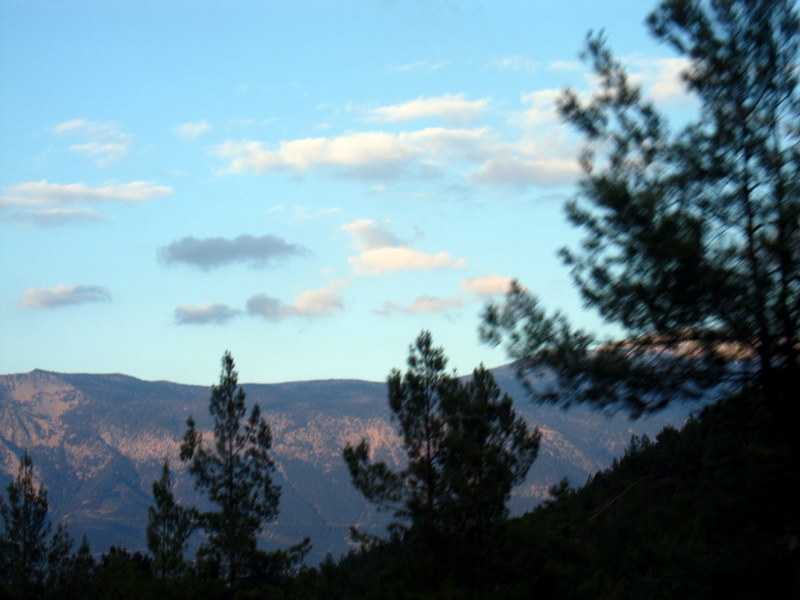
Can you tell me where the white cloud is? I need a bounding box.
[20,285,111,309]
[5,208,104,226]
[214,106,586,189]
[0,180,173,208]
[368,94,487,124]
[215,132,421,175]
[284,280,347,317]
[349,247,466,276]
[175,119,212,140]
[460,274,514,297]
[547,60,582,71]
[174,303,240,325]
[470,155,579,187]
[641,57,694,104]
[214,127,489,179]
[53,119,131,165]
[517,89,563,128]
[246,281,347,320]
[341,219,404,251]
[373,295,464,316]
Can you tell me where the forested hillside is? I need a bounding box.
[286,392,799,599]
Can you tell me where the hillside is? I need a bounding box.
[0,367,696,563]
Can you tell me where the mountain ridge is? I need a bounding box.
[0,366,699,564]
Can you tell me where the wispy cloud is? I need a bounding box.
[159,234,309,270]
[5,208,104,226]
[53,119,131,165]
[373,295,464,316]
[20,285,111,309]
[372,274,513,317]
[388,59,450,73]
[368,94,488,124]
[0,180,173,208]
[490,55,540,73]
[174,119,213,140]
[246,281,347,321]
[547,59,582,71]
[174,303,240,325]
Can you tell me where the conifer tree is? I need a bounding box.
[344,331,539,552]
[146,460,196,578]
[482,0,800,421]
[180,351,281,590]
[0,451,71,600]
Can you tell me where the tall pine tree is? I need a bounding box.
[344,331,539,566]
[180,351,281,590]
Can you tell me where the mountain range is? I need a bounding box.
[0,367,699,564]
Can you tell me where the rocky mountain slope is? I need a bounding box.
[0,368,697,564]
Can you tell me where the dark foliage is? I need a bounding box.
[0,452,72,600]
[286,392,800,599]
[146,460,197,579]
[179,351,282,589]
[482,0,800,422]
[344,331,540,592]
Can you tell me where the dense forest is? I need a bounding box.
[2,0,799,597]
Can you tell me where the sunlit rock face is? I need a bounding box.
[0,368,694,564]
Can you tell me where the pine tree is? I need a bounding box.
[180,351,281,590]
[482,0,800,421]
[146,459,196,579]
[0,451,71,600]
[344,332,539,560]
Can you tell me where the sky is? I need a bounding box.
[0,0,695,386]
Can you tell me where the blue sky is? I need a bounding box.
[0,0,694,385]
